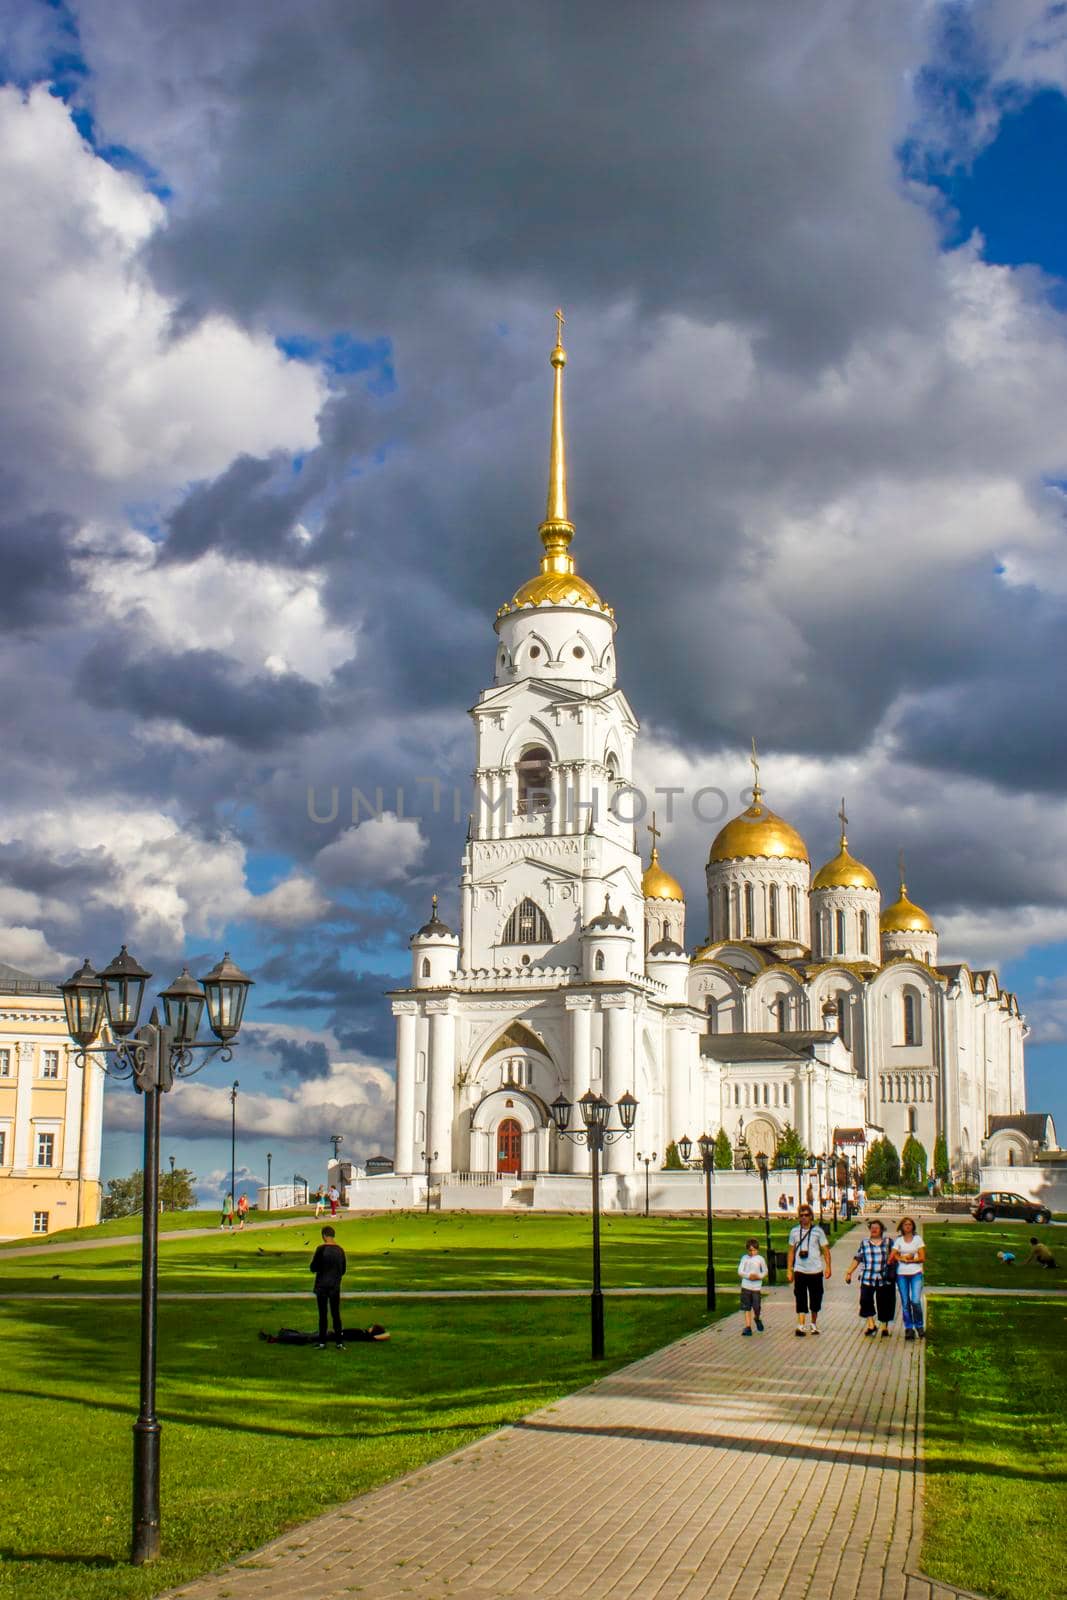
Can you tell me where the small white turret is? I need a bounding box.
[581,894,633,981]
[410,895,459,987]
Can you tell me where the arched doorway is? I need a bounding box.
[497,1118,523,1174]
[745,1117,779,1161]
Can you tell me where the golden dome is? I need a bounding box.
[709,797,808,864]
[504,570,610,612]
[880,892,935,935]
[642,847,684,901]
[812,846,878,892]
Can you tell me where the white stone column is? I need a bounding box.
[13,1041,33,1172]
[393,1003,418,1174]
[601,996,632,1174]
[426,999,456,1177]
[666,1018,694,1149]
[61,1046,82,1177]
[566,995,593,1174]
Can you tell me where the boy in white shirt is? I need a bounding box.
[738,1237,769,1335]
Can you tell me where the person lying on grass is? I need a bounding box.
[1024,1238,1058,1269]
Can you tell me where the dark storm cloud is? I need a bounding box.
[260,954,399,1059]
[266,1036,331,1082]
[78,637,334,748]
[0,507,79,625]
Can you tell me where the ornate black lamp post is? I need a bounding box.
[60,947,252,1565]
[678,1132,716,1311]
[828,1149,839,1233]
[636,1150,657,1217]
[420,1148,438,1214]
[814,1153,826,1228]
[549,1090,637,1359]
[228,1080,239,1224]
[743,1151,777,1284]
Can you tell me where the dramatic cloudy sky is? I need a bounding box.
[2,0,1066,1196]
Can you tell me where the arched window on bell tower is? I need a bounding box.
[516,745,552,815]
[502,898,552,944]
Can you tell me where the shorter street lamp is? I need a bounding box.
[828,1151,839,1233]
[550,1090,638,1359]
[420,1149,438,1215]
[636,1150,657,1218]
[228,1081,239,1226]
[743,1151,777,1284]
[266,1151,272,1213]
[678,1133,716,1311]
[814,1153,826,1228]
[168,1155,176,1213]
[60,946,252,1565]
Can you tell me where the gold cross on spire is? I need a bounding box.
[554,306,565,347]
[431,892,439,916]
[750,737,762,801]
[647,811,662,857]
[897,851,907,896]
[838,797,848,848]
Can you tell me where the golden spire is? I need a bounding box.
[898,849,907,897]
[538,309,576,577]
[750,737,762,802]
[838,796,848,850]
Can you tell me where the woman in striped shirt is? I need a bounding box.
[844,1219,895,1338]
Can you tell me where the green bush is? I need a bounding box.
[713,1128,733,1169]
[775,1123,806,1164]
[933,1133,950,1182]
[901,1134,928,1189]
[662,1140,685,1171]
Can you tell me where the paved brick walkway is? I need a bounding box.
[161,1232,974,1600]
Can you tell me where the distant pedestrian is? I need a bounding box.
[309,1225,347,1349]
[844,1219,895,1337]
[329,1184,340,1216]
[1024,1237,1058,1269]
[314,1188,327,1217]
[236,1193,249,1231]
[805,1182,814,1207]
[777,1192,790,1212]
[856,1183,866,1213]
[888,1217,926,1340]
[787,1204,832,1336]
[219,1192,234,1230]
[738,1237,768,1336]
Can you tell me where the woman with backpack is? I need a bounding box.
[843,1218,895,1337]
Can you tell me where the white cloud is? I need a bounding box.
[314,813,428,887]
[0,924,76,976]
[247,874,329,928]
[80,528,357,683]
[0,85,324,514]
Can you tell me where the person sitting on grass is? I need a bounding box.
[738,1238,768,1336]
[309,1225,347,1349]
[1024,1237,1058,1269]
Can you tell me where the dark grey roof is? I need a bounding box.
[987,1113,1055,1144]
[586,894,630,932]
[0,961,59,996]
[701,1030,838,1063]
[648,937,686,957]
[412,895,455,940]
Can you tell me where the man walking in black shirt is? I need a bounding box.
[309,1225,347,1349]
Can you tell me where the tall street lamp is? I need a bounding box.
[636,1150,657,1217]
[168,1154,176,1213]
[229,1081,239,1225]
[420,1148,438,1215]
[814,1153,826,1228]
[60,947,252,1565]
[266,1150,272,1213]
[331,1133,344,1161]
[743,1151,777,1284]
[550,1089,638,1359]
[679,1133,717,1311]
[827,1150,839,1233]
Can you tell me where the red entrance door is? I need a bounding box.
[497,1118,522,1174]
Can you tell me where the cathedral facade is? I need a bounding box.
[389,325,1026,1192]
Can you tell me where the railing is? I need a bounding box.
[441,1171,530,1187]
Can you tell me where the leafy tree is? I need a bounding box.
[865,1137,901,1189]
[932,1133,950,1182]
[713,1127,733,1169]
[101,1167,196,1219]
[900,1135,928,1189]
[775,1123,806,1165]
[662,1140,685,1171]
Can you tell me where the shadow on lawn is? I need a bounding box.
[0,1548,119,1568]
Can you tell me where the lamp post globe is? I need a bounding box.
[158,969,206,1047]
[97,945,152,1038]
[60,958,105,1048]
[677,1133,693,1166]
[201,953,254,1042]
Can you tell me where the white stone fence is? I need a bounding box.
[979,1165,1067,1212]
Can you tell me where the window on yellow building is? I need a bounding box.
[0,1130,6,1164]
[41,1050,60,1078]
[0,1048,10,1075]
[35,1132,55,1167]
[33,1211,49,1233]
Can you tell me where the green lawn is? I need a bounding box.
[0,1208,315,1250]
[0,1293,713,1600]
[0,1211,804,1296]
[923,1296,1067,1600]
[918,1218,1065,1291]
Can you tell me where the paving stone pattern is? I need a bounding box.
[163,1233,974,1600]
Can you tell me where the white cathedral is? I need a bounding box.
[387,322,1027,1200]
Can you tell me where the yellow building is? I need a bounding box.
[0,962,103,1239]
